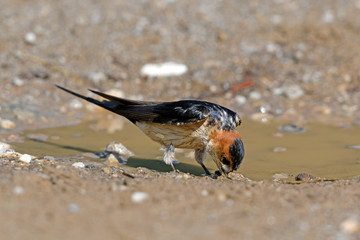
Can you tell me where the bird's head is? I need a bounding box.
[209,130,245,175]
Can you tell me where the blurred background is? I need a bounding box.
[1,0,360,130]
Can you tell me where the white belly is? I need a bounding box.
[135,120,210,149]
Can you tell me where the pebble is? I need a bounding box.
[0,119,16,129]
[69,99,83,109]
[235,95,247,105]
[19,154,33,163]
[12,77,25,86]
[68,203,80,213]
[217,193,227,202]
[131,192,149,203]
[201,189,209,196]
[340,218,360,234]
[272,173,289,179]
[13,186,25,195]
[272,87,284,96]
[322,10,334,24]
[27,133,48,142]
[345,145,360,149]
[0,142,11,153]
[24,32,37,44]
[278,124,305,133]
[105,141,134,162]
[284,84,304,100]
[272,147,287,152]
[106,153,122,166]
[88,71,107,83]
[249,91,262,100]
[72,162,85,168]
[250,113,273,123]
[295,173,317,182]
[140,62,188,77]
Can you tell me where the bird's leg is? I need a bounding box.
[195,148,215,177]
[162,143,179,172]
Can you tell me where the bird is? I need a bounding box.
[55,85,245,177]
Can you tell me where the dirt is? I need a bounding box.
[1,0,360,239]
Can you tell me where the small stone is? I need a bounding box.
[19,154,33,163]
[322,10,334,24]
[278,124,305,133]
[201,189,209,196]
[235,95,247,105]
[217,193,227,202]
[69,99,83,109]
[250,113,273,123]
[140,62,188,78]
[27,133,48,142]
[295,173,317,182]
[102,167,112,174]
[0,142,11,153]
[284,85,304,100]
[340,218,360,234]
[12,77,25,86]
[272,87,284,96]
[105,153,122,167]
[131,192,149,203]
[82,152,100,158]
[24,32,37,44]
[272,147,287,152]
[0,119,16,129]
[345,145,360,149]
[13,186,25,195]
[88,71,107,83]
[72,162,85,168]
[105,142,134,162]
[272,173,289,179]
[68,203,80,213]
[44,156,56,161]
[249,91,261,100]
[30,68,49,79]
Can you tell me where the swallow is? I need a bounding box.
[56,85,245,177]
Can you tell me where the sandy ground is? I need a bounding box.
[1,158,360,240]
[1,0,360,239]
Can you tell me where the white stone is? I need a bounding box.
[69,99,83,109]
[12,77,25,86]
[24,32,37,44]
[13,186,25,195]
[284,85,304,99]
[72,162,85,168]
[19,154,33,163]
[340,218,360,234]
[272,87,284,96]
[201,190,209,196]
[68,203,80,213]
[0,142,11,154]
[105,142,134,162]
[249,91,261,100]
[0,119,16,129]
[140,62,188,77]
[131,192,148,203]
[322,10,334,23]
[235,95,247,105]
[88,71,107,83]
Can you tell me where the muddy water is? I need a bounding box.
[10,120,360,180]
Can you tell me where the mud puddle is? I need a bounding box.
[9,120,360,181]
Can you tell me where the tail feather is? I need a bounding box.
[55,84,120,114]
[89,89,160,106]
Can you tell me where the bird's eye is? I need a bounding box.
[222,157,230,165]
